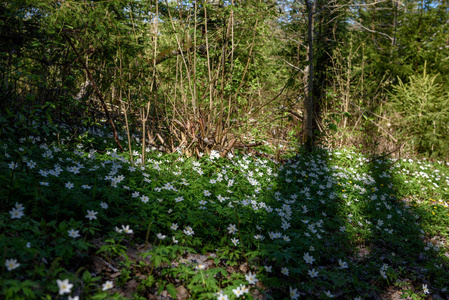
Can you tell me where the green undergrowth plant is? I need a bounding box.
[388,64,449,158]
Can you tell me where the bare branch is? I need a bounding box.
[333,0,390,8]
[281,59,303,71]
[351,20,394,42]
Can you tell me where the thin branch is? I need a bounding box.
[331,0,390,8]
[281,59,303,71]
[63,33,124,151]
[351,20,394,42]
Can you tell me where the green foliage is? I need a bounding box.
[2,120,449,298]
[388,65,449,157]
[3,0,449,297]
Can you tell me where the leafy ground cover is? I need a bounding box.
[1,123,449,299]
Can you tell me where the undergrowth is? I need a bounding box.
[1,121,449,300]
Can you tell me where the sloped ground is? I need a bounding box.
[1,123,449,299]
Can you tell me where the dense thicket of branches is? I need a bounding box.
[1,0,448,158]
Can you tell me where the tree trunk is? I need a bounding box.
[303,0,315,151]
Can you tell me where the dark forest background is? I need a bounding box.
[1,0,448,158]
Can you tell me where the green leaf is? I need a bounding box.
[166,283,178,298]
[329,123,338,131]
[82,270,92,283]
[157,281,166,294]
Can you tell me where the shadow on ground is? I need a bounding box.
[266,146,449,298]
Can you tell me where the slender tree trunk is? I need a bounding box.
[304,0,315,151]
[343,36,352,129]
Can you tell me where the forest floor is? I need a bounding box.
[1,122,449,300]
